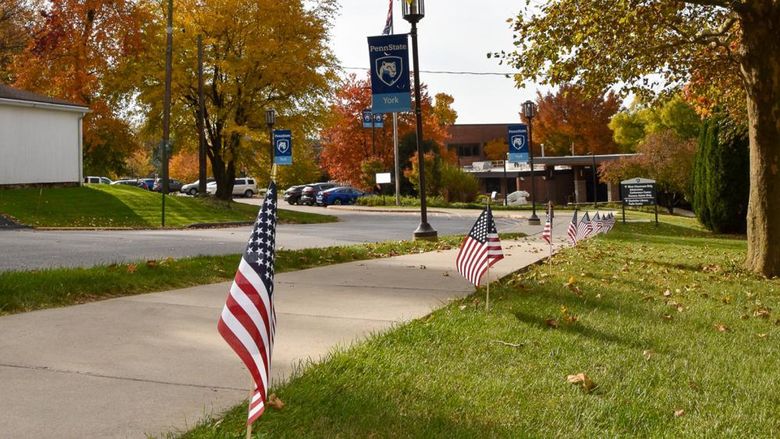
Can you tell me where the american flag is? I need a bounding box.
[218,182,278,426]
[593,212,603,234]
[576,211,592,241]
[456,206,504,286]
[567,210,578,246]
[605,212,615,232]
[542,210,553,245]
[382,0,393,34]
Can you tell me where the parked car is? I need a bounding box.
[316,186,366,206]
[138,180,152,190]
[84,176,112,184]
[111,179,148,190]
[206,177,258,197]
[299,183,337,206]
[152,178,184,193]
[283,185,305,205]
[180,178,215,196]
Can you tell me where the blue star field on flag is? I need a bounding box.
[243,182,278,295]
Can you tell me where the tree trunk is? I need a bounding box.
[739,4,780,276]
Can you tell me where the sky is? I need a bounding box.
[330,0,545,125]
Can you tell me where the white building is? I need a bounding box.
[0,84,90,186]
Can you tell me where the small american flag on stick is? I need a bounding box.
[542,210,553,245]
[567,210,578,246]
[218,182,278,426]
[456,206,504,286]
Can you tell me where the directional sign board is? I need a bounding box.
[507,124,529,163]
[620,177,656,206]
[273,130,292,165]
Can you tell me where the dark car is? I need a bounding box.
[283,185,305,205]
[299,183,336,206]
[111,179,149,190]
[153,178,183,192]
[138,178,155,191]
[316,186,365,206]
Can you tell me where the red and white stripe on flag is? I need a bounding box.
[456,207,504,286]
[218,182,278,426]
[567,211,578,245]
[542,215,552,244]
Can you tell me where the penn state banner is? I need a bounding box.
[367,34,411,113]
[507,124,529,163]
[273,130,292,165]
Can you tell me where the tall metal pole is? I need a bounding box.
[197,35,207,196]
[409,21,436,240]
[528,115,540,224]
[503,153,508,206]
[161,0,173,226]
[393,113,400,206]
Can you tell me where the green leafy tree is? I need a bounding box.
[498,0,780,274]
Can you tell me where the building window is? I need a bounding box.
[449,143,481,157]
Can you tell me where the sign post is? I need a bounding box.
[620,177,658,226]
[376,172,391,205]
[273,130,292,166]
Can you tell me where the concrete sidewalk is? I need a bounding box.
[0,237,561,438]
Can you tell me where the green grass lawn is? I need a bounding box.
[0,185,334,228]
[0,236,473,316]
[179,219,779,438]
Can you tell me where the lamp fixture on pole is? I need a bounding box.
[522,100,540,225]
[403,0,436,240]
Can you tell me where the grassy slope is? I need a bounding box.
[0,185,334,227]
[181,219,779,438]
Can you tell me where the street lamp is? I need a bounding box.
[522,100,540,225]
[403,0,436,240]
[266,109,275,174]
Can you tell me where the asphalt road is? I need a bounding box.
[0,203,554,271]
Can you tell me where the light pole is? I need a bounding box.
[266,109,275,177]
[403,0,436,240]
[522,100,540,225]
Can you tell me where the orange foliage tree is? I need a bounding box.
[10,0,148,177]
[533,84,620,156]
[319,74,450,190]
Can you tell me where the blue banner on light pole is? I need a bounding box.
[507,124,529,163]
[362,110,384,128]
[273,130,292,165]
[368,34,411,114]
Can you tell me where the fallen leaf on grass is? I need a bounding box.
[756,333,768,338]
[714,323,729,332]
[267,393,284,410]
[662,314,673,321]
[674,409,685,417]
[146,260,158,268]
[458,305,467,311]
[663,289,672,297]
[754,307,771,319]
[566,373,596,393]
[643,350,654,360]
[545,319,559,328]
[126,264,137,273]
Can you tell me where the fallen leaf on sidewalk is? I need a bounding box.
[566,373,596,392]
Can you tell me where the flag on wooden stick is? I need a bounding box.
[456,206,504,286]
[567,210,578,246]
[218,182,278,426]
[542,207,553,245]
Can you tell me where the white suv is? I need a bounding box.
[206,177,258,197]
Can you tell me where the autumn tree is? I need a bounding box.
[10,0,147,177]
[132,0,337,200]
[432,93,457,126]
[610,96,702,151]
[319,75,450,190]
[0,0,37,82]
[483,137,508,161]
[532,84,620,156]
[501,0,780,276]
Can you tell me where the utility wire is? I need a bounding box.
[341,66,517,77]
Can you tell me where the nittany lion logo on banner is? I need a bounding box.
[276,139,289,154]
[510,135,526,150]
[375,56,402,87]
